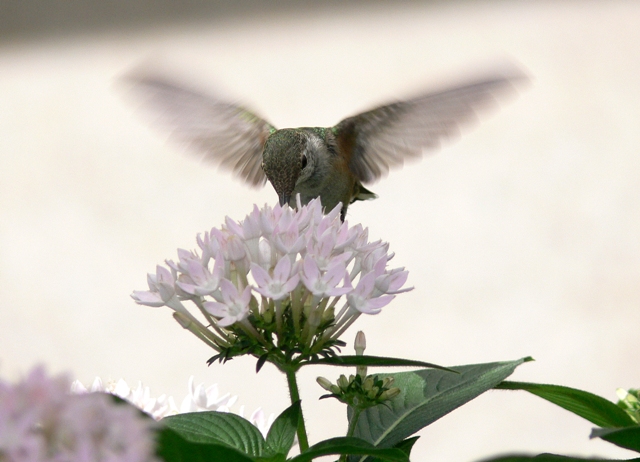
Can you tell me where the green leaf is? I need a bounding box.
[161,411,265,457]
[288,437,408,462]
[304,355,455,372]
[495,381,636,428]
[155,427,255,462]
[350,357,531,451]
[256,354,269,373]
[392,436,420,456]
[592,426,640,452]
[255,455,287,462]
[265,400,301,457]
[478,454,640,461]
[356,437,421,462]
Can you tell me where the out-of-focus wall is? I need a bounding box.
[1,1,639,460]
[0,0,390,40]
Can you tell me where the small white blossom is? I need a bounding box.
[180,376,238,413]
[72,375,275,439]
[176,256,224,296]
[237,406,276,438]
[248,407,276,437]
[204,279,253,327]
[131,265,188,314]
[71,378,179,420]
[301,256,351,298]
[374,267,412,296]
[347,272,395,314]
[251,256,300,301]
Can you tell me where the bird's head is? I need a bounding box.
[262,129,310,206]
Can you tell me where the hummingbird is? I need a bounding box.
[125,69,525,221]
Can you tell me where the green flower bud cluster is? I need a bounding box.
[316,373,401,410]
[617,388,640,423]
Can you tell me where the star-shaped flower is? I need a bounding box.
[300,256,351,298]
[347,272,395,314]
[203,279,252,327]
[251,256,300,301]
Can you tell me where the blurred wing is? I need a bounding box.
[123,72,275,187]
[333,72,526,183]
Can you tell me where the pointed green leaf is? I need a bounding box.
[350,358,531,450]
[156,427,255,462]
[392,436,420,456]
[304,355,454,372]
[265,400,301,456]
[355,436,421,462]
[161,411,265,457]
[256,354,269,373]
[495,381,636,428]
[591,426,640,452]
[288,437,408,462]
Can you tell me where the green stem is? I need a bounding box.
[172,312,225,350]
[193,298,230,341]
[291,287,303,336]
[339,408,362,462]
[274,299,283,336]
[330,311,361,341]
[346,408,362,438]
[285,368,309,452]
[238,319,269,346]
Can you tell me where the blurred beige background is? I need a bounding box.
[1,1,639,460]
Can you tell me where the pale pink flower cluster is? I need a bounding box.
[0,367,158,462]
[132,198,411,349]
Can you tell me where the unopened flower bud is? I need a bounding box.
[382,377,395,388]
[355,331,367,378]
[316,376,333,391]
[367,387,380,399]
[354,331,366,355]
[322,306,335,323]
[380,387,401,401]
[337,375,350,391]
[362,376,374,392]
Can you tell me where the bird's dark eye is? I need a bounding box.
[301,155,308,170]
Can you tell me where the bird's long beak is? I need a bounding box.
[279,193,291,207]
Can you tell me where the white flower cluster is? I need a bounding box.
[72,376,274,435]
[0,367,158,462]
[132,198,411,351]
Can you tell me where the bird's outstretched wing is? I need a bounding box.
[333,71,527,183]
[122,72,275,187]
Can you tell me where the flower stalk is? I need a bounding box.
[285,368,309,452]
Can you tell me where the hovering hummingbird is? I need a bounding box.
[125,69,525,221]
